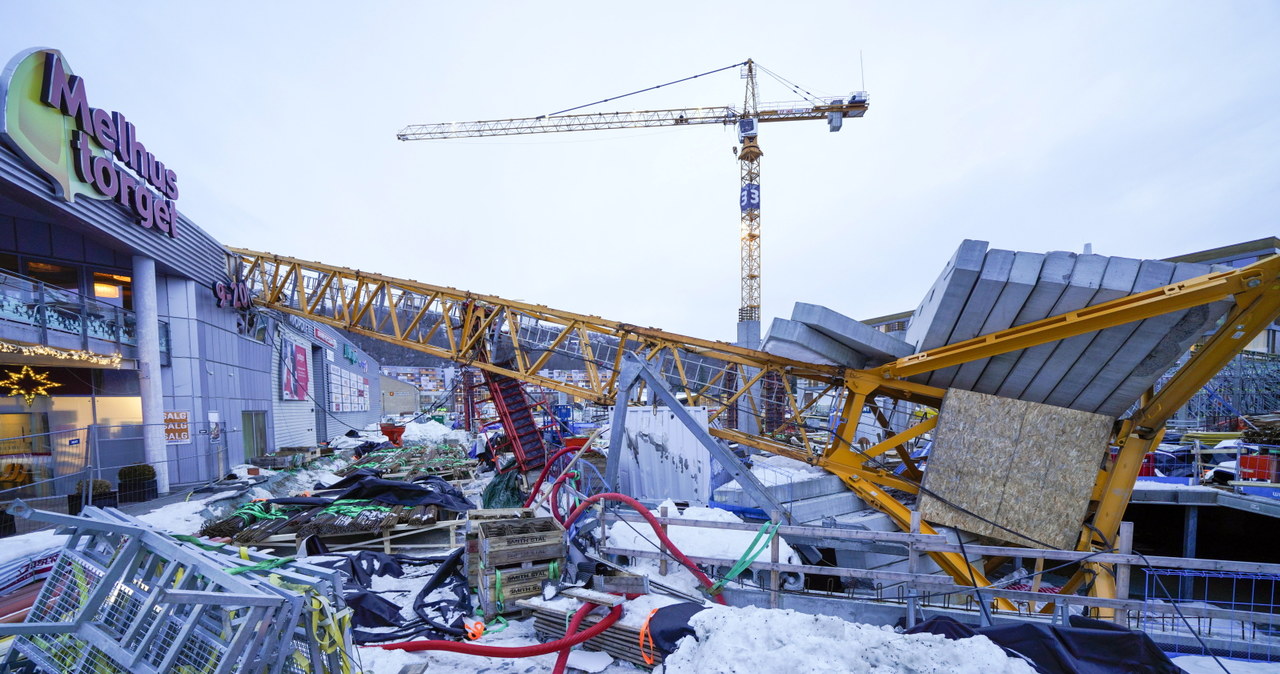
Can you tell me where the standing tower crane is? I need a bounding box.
[396,60,868,350]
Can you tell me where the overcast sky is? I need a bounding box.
[4,2,1277,344]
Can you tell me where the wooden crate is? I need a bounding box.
[475,559,564,618]
[471,517,565,568]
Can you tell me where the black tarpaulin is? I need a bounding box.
[905,615,1182,674]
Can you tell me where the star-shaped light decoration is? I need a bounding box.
[0,366,60,405]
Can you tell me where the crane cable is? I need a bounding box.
[542,61,749,118]
[755,63,828,105]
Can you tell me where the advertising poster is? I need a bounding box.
[164,410,191,445]
[281,340,309,401]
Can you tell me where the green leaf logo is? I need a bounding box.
[0,48,98,202]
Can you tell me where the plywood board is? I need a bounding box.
[917,389,1113,550]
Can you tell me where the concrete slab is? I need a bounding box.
[950,251,1045,391]
[927,249,1015,390]
[903,239,989,355]
[972,251,1076,394]
[1095,296,1231,416]
[1043,259,1175,408]
[783,491,870,522]
[792,303,914,365]
[1018,256,1142,404]
[762,318,867,368]
[1069,262,1212,413]
[996,253,1109,399]
[713,472,849,507]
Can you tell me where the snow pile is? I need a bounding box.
[750,454,829,486]
[330,431,384,449]
[607,500,801,566]
[663,605,1036,674]
[399,419,469,445]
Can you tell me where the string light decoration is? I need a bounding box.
[0,341,121,367]
[0,366,60,405]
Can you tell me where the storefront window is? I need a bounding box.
[93,272,132,310]
[0,253,17,276]
[24,260,80,293]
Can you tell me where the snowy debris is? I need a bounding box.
[749,454,829,486]
[399,419,471,446]
[663,605,1037,674]
[607,499,801,568]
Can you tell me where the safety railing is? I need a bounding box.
[0,269,168,358]
[0,424,234,537]
[598,511,1280,662]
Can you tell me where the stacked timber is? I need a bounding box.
[520,592,686,667]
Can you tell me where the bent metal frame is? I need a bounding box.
[231,246,1280,611]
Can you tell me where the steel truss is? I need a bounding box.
[231,247,1280,609]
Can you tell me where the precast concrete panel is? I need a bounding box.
[791,303,914,365]
[926,249,1015,390]
[995,253,1108,399]
[903,239,988,356]
[762,318,867,368]
[971,251,1076,394]
[1017,256,1141,405]
[1069,262,1212,413]
[950,251,1044,390]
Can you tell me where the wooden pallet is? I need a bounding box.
[251,517,466,554]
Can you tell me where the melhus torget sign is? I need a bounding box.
[0,48,179,238]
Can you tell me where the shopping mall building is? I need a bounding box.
[0,47,380,494]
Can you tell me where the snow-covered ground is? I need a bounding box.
[1,448,1277,672]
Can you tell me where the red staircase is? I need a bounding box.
[485,372,548,470]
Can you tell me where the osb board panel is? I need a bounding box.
[918,389,1112,549]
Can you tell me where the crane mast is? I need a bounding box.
[396,60,869,347]
[737,61,763,347]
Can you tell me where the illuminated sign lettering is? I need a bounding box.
[0,49,179,237]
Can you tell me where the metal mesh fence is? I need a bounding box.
[2,503,352,674]
[1138,567,1280,661]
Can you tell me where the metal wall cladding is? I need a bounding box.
[0,145,228,287]
[615,406,712,503]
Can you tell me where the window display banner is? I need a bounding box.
[281,339,309,401]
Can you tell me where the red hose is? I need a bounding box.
[376,605,622,654]
[563,493,728,605]
[523,445,590,508]
[547,468,579,524]
[552,601,599,674]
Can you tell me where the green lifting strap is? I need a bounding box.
[707,520,780,596]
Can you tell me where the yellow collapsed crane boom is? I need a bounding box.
[397,59,869,347]
[231,246,1280,609]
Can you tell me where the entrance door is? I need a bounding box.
[242,411,267,461]
[312,347,328,444]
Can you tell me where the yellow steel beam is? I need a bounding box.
[231,247,1278,609]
